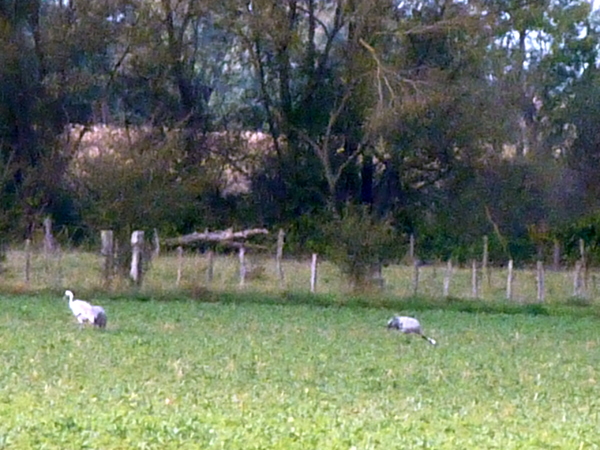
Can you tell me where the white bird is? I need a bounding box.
[65,290,106,328]
[387,315,437,345]
[65,290,94,325]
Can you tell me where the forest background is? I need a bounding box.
[2,0,600,273]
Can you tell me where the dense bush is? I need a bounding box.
[320,205,400,290]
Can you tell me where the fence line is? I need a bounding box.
[2,233,598,303]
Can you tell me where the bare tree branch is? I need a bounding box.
[294,84,364,199]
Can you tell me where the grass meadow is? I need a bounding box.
[1,296,600,449]
[0,249,600,448]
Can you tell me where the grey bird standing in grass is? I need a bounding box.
[387,316,437,345]
[90,305,107,328]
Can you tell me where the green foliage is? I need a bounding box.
[321,205,399,290]
[1,0,600,267]
[557,213,600,264]
[1,295,600,448]
[70,129,215,237]
[281,212,330,256]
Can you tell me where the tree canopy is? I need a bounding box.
[1,0,600,264]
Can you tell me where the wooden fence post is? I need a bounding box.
[580,238,588,292]
[536,261,545,302]
[483,235,490,287]
[409,234,415,262]
[506,259,514,300]
[471,260,478,298]
[24,239,31,284]
[553,239,561,271]
[114,237,120,279]
[239,246,246,288]
[101,230,114,288]
[574,260,583,297]
[310,253,318,293]
[130,230,144,286]
[443,259,452,297]
[412,259,419,295]
[276,229,285,287]
[43,216,56,255]
[176,246,183,287]
[53,246,64,289]
[206,250,214,284]
[371,262,385,290]
[153,228,161,259]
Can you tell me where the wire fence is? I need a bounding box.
[2,242,598,304]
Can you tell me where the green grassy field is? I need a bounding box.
[1,294,599,449]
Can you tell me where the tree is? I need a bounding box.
[67,125,219,241]
[0,0,71,236]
